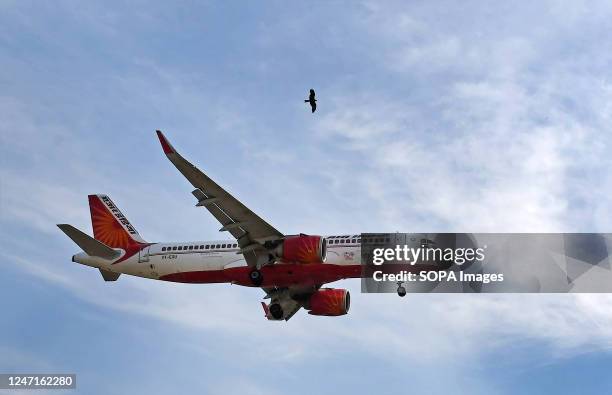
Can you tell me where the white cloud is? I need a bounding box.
[309,1,612,234]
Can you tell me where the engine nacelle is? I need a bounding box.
[307,288,350,316]
[275,234,326,264]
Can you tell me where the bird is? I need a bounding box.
[304,89,316,113]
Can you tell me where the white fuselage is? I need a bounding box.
[74,235,362,283]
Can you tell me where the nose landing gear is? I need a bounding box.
[397,282,406,297]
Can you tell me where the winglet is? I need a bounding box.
[156,130,176,155]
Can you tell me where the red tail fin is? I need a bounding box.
[88,194,147,250]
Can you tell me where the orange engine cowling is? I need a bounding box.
[275,234,326,264]
[307,288,350,316]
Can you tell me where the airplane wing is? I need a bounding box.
[156,130,284,267]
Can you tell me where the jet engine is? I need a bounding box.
[306,288,350,316]
[274,234,326,264]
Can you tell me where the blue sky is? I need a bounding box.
[3,1,612,394]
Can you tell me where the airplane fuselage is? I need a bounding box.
[74,236,362,288]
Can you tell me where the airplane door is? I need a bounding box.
[138,246,150,263]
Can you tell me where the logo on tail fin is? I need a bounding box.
[88,194,147,251]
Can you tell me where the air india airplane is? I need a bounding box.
[57,131,365,321]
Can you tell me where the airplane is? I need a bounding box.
[57,130,367,321]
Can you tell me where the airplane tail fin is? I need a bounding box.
[88,194,147,250]
[57,224,120,260]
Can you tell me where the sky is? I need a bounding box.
[3,1,612,394]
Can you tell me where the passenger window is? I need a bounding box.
[233,244,237,248]
[172,246,177,251]
[216,244,220,249]
[200,245,205,249]
[162,247,166,252]
[178,246,183,251]
[205,245,210,250]
[189,246,193,250]
[352,239,356,243]
[340,240,345,244]
[222,244,226,248]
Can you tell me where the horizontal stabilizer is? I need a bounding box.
[57,224,120,260]
[99,269,121,281]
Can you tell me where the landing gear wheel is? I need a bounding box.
[269,303,284,320]
[249,269,263,286]
[397,286,407,297]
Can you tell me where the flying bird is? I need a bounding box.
[304,89,316,113]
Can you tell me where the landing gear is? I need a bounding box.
[249,269,263,286]
[269,303,284,319]
[397,282,406,297]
